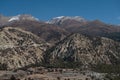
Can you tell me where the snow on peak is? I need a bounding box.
[8,14,39,22]
[8,15,20,22]
[53,16,65,19]
[48,16,86,24]
[31,16,39,21]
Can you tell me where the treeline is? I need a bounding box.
[43,58,82,69]
[92,64,120,80]
[105,73,120,80]
[92,64,120,73]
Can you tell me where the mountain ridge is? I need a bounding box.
[44,33,120,68]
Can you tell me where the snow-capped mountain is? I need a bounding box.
[8,15,20,22]
[0,14,39,26]
[8,14,39,22]
[47,16,86,24]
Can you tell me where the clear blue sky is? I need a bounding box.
[0,0,120,24]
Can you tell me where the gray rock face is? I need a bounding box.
[46,33,120,66]
[0,27,48,69]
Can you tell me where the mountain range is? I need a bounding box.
[0,14,120,69]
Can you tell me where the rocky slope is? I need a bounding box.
[45,33,120,67]
[0,15,120,70]
[0,27,48,69]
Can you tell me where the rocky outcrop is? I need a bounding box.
[0,27,48,69]
[46,33,120,67]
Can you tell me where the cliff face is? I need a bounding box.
[0,27,48,69]
[46,33,120,66]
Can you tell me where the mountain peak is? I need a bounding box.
[8,15,20,22]
[8,14,39,22]
[48,16,86,24]
[92,19,104,24]
[53,16,65,19]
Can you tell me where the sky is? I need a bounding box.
[0,0,120,25]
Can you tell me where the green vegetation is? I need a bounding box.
[44,58,82,69]
[44,44,82,69]
[92,64,120,73]
[45,62,82,69]
[105,74,120,80]
[92,64,120,80]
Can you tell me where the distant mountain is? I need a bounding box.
[76,20,120,41]
[1,15,120,42]
[0,14,39,24]
[0,14,69,44]
[48,16,87,31]
[8,14,39,22]
[6,20,68,45]
[48,16,120,41]
[45,33,120,68]
[0,27,48,69]
[48,16,86,25]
